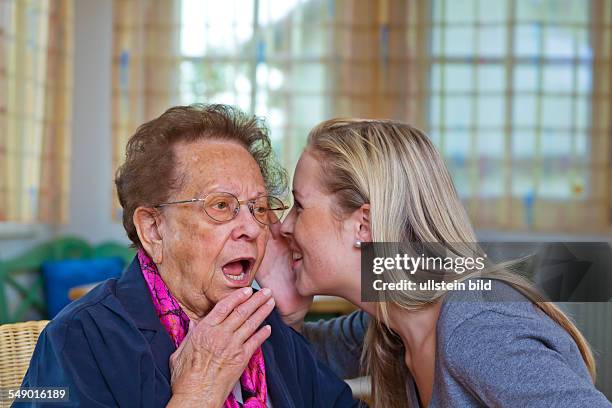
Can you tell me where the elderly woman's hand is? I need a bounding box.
[167,287,274,408]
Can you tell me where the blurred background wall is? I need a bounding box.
[1,0,611,396]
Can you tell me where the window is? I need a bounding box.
[428,0,611,230]
[178,0,332,169]
[113,0,331,182]
[112,0,610,231]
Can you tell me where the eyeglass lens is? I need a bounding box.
[203,193,284,224]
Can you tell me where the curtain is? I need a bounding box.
[111,0,610,232]
[591,0,612,231]
[329,0,428,125]
[111,0,181,217]
[0,0,73,224]
[110,0,424,192]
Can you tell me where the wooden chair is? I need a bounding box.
[0,320,49,407]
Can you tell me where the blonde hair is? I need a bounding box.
[306,118,596,408]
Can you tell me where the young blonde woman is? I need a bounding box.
[257,119,611,407]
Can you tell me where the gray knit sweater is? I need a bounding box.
[303,281,611,407]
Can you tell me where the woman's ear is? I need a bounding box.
[133,207,164,263]
[354,203,372,243]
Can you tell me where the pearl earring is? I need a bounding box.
[354,240,362,249]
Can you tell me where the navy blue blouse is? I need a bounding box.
[17,258,361,408]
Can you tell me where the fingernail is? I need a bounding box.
[262,288,272,296]
[266,298,275,306]
[265,325,272,332]
[243,287,253,295]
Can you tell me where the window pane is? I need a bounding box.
[478,65,505,93]
[477,96,505,127]
[445,130,470,158]
[542,130,571,157]
[444,27,475,56]
[287,63,326,93]
[543,65,573,94]
[256,63,283,91]
[516,0,546,22]
[542,95,572,128]
[446,0,476,24]
[478,26,506,57]
[512,131,535,159]
[260,104,286,130]
[514,65,538,92]
[258,0,302,25]
[514,24,542,57]
[478,131,504,159]
[478,0,507,23]
[544,0,589,24]
[180,0,255,55]
[444,64,473,93]
[181,0,207,56]
[444,131,471,198]
[513,95,538,127]
[445,95,472,128]
[540,157,571,198]
[289,95,325,127]
[268,125,285,154]
[179,61,201,104]
[544,26,577,59]
[294,24,330,57]
[180,61,253,104]
[478,163,504,197]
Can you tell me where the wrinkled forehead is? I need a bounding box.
[172,139,266,196]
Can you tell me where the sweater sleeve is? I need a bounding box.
[280,318,365,407]
[302,310,370,379]
[444,310,611,408]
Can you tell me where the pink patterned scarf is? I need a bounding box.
[138,249,268,407]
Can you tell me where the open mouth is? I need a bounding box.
[291,250,303,269]
[222,258,255,284]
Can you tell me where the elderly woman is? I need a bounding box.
[20,105,359,407]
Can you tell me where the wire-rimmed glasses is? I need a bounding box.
[154,192,288,225]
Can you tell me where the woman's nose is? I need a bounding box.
[280,208,295,239]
